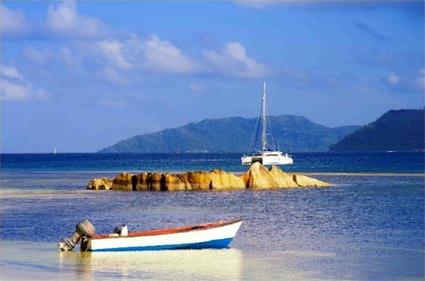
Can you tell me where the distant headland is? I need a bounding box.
[99,109,423,154]
[99,115,358,153]
[330,109,424,152]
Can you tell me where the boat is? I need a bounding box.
[241,82,293,166]
[59,219,243,252]
[241,150,293,166]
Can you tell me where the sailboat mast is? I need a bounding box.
[261,81,267,151]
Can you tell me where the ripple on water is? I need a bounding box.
[0,170,423,280]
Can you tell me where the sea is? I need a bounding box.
[0,152,424,281]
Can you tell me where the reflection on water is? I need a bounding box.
[59,248,242,281]
[0,241,343,281]
[1,241,242,281]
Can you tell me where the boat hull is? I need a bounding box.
[85,220,242,252]
[241,154,293,166]
[89,238,233,252]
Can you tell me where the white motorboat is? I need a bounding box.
[59,219,243,252]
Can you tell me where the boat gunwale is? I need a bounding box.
[90,219,242,240]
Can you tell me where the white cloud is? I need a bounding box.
[1,65,23,80]
[46,0,107,39]
[387,72,400,85]
[98,40,132,70]
[143,35,200,73]
[1,79,48,101]
[81,35,202,79]
[204,41,268,78]
[0,65,48,101]
[0,4,31,36]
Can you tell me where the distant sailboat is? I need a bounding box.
[241,82,293,166]
[53,148,57,154]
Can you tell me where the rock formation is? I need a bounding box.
[291,174,328,187]
[268,165,298,188]
[242,162,279,189]
[87,163,331,191]
[112,172,134,191]
[162,173,192,191]
[86,178,113,190]
[241,162,329,189]
[135,172,149,191]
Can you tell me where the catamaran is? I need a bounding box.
[241,82,293,166]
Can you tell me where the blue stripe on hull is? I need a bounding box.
[90,237,233,252]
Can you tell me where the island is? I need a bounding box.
[87,162,331,191]
[98,115,358,153]
[330,109,424,152]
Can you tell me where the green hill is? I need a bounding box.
[99,115,359,153]
[330,109,424,152]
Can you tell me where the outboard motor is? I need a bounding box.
[59,219,96,251]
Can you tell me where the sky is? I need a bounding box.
[1,0,424,153]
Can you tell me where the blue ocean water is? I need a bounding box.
[1,152,424,173]
[0,153,424,280]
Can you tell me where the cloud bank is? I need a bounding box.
[0,65,48,101]
[46,1,108,39]
[204,42,269,78]
[0,4,31,36]
[2,1,271,90]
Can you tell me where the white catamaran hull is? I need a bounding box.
[241,154,293,166]
[85,220,242,252]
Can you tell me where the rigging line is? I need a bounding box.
[264,84,278,150]
[253,118,261,152]
[247,96,263,153]
[268,113,278,150]
[259,82,267,152]
[268,98,279,150]
[253,104,263,152]
[265,99,278,150]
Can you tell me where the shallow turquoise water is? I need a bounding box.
[0,153,424,280]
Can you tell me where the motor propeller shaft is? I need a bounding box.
[59,219,96,251]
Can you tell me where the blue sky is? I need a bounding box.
[1,1,424,153]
